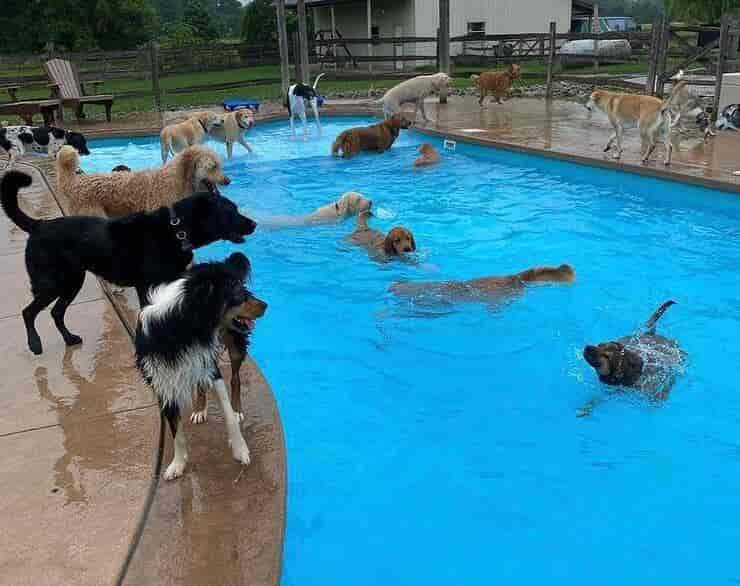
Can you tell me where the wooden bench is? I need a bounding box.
[0,88,61,125]
[44,59,114,122]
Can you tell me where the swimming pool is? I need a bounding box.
[86,117,740,584]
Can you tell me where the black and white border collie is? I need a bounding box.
[287,72,324,137]
[0,125,90,166]
[135,252,267,480]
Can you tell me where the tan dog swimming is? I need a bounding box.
[414,143,440,167]
[347,210,416,259]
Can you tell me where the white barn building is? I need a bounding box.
[285,0,594,68]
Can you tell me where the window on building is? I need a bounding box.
[467,21,485,37]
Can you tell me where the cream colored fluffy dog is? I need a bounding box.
[208,109,255,159]
[260,191,372,227]
[57,144,231,217]
[380,72,451,123]
[160,111,222,163]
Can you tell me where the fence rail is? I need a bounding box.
[0,15,737,118]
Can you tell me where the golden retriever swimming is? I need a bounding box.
[413,143,440,167]
[391,264,575,303]
[160,111,222,163]
[347,210,416,258]
[470,64,521,106]
[57,144,230,217]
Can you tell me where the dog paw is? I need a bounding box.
[190,409,208,424]
[164,458,187,480]
[232,440,251,466]
[28,337,43,355]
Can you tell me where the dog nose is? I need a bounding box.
[222,176,231,185]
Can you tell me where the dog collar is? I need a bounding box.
[168,207,193,252]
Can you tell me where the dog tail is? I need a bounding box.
[518,264,576,284]
[644,300,676,334]
[312,72,326,90]
[1,171,38,233]
[56,144,80,175]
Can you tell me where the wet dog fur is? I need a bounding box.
[347,210,416,258]
[391,264,575,304]
[413,143,440,167]
[57,144,230,217]
[0,170,256,355]
[331,115,412,158]
[470,64,521,106]
[135,253,267,480]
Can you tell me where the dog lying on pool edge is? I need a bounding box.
[580,300,685,417]
[135,253,267,480]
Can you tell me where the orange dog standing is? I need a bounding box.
[470,64,521,106]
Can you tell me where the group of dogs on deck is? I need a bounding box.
[2,64,732,479]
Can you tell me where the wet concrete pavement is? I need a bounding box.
[0,159,285,585]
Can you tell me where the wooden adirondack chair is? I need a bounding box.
[43,59,114,122]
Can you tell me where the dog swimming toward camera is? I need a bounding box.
[580,300,686,417]
[135,252,267,480]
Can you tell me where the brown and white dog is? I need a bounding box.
[347,210,416,258]
[585,79,693,165]
[391,264,575,304]
[413,143,440,167]
[160,111,222,163]
[470,64,521,106]
[331,115,412,158]
[208,109,256,159]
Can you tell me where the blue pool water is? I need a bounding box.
[86,118,740,584]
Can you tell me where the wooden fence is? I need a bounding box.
[0,14,737,115]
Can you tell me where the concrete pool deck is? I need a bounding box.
[0,157,286,585]
[1,93,739,585]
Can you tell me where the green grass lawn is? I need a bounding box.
[0,59,647,121]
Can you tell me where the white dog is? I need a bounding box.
[287,73,325,136]
[380,72,451,123]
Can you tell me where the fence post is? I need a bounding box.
[276,0,291,97]
[645,15,662,95]
[592,2,600,72]
[296,0,310,84]
[293,34,304,86]
[546,21,557,99]
[149,41,162,114]
[714,14,731,115]
[438,0,450,105]
[655,17,670,97]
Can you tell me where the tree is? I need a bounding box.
[215,0,244,37]
[664,0,740,23]
[241,0,276,43]
[94,0,159,50]
[183,0,220,40]
[152,0,185,24]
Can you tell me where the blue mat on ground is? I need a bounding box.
[223,99,260,112]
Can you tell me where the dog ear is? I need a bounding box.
[383,233,396,255]
[226,252,251,279]
[408,231,416,252]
